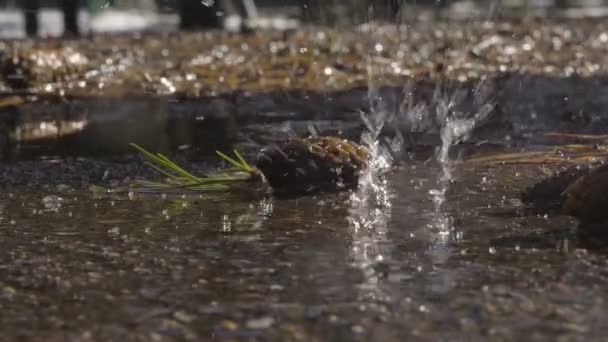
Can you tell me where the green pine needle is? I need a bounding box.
[126,143,259,194]
[233,149,253,172]
[216,150,249,172]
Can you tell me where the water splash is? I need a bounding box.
[346,110,393,302]
[347,15,495,303]
[346,21,398,303]
[348,22,396,236]
[429,81,494,244]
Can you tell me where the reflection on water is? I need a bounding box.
[14,119,88,141]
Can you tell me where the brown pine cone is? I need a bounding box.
[256,136,369,196]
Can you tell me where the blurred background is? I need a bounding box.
[1,0,608,38]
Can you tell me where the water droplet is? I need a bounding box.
[270,284,284,291]
[245,317,274,329]
[174,310,195,323]
[488,246,497,255]
[352,325,365,333]
[221,215,231,232]
[201,0,215,7]
[42,195,63,212]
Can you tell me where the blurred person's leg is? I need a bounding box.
[23,0,39,37]
[61,0,79,36]
[223,0,257,32]
[179,0,223,30]
[386,0,401,17]
[369,0,402,20]
[301,0,320,22]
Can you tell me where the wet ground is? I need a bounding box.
[3,18,608,341]
[4,19,608,161]
[2,160,608,341]
[5,19,608,96]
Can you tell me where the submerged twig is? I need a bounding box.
[544,132,608,142]
[466,143,608,166]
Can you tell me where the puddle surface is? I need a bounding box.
[1,159,606,341]
[3,16,608,342]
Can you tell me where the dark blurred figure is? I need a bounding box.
[178,0,257,31]
[375,0,402,19]
[301,0,320,22]
[22,0,81,36]
[178,0,223,30]
[23,0,39,36]
[301,0,401,23]
[62,0,80,36]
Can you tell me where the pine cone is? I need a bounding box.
[256,136,368,196]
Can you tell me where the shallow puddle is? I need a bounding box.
[1,159,606,340]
